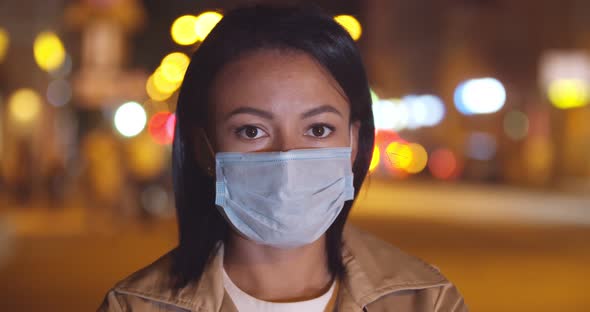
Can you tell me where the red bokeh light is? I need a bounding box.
[148,112,175,145]
[428,148,461,180]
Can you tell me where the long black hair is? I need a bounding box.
[171,4,374,288]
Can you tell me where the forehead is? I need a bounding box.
[210,49,349,119]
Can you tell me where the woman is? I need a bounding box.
[99,4,467,312]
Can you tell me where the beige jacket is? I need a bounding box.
[98,225,468,311]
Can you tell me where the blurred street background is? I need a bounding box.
[0,0,589,311]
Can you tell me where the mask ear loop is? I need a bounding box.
[195,128,216,177]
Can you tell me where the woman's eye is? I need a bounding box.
[305,125,334,138]
[236,126,267,140]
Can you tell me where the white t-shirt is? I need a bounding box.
[222,268,337,312]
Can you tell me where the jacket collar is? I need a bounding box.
[114,225,447,311]
[339,225,448,309]
[114,244,226,311]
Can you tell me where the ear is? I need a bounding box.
[194,128,216,177]
[350,121,361,166]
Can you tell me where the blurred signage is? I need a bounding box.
[539,50,590,87]
[539,51,590,109]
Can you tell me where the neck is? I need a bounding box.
[223,231,332,302]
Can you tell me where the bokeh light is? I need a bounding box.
[407,143,428,174]
[166,113,176,139]
[114,101,147,138]
[369,146,380,172]
[454,78,506,115]
[152,67,182,94]
[8,88,42,124]
[524,135,553,174]
[46,79,72,107]
[466,132,497,161]
[171,15,199,45]
[0,27,9,63]
[373,99,409,131]
[370,88,379,104]
[504,111,529,141]
[126,133,167,180]
[403,95,446,129]
[195,11,223,41]
[429,148,459,180]
[160,52,190,84]
[141,186,172,217]
[148,112,175,145]
[146,75,173,102]
[547,79,589,109]
[385,142,413,170]
[334,15,362,41]
[49,54,72,79]
[33,31,66,72]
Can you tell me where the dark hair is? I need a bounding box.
[171,4,374,288]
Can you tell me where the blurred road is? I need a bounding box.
[0,179,589,311]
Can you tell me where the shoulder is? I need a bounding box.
[97,250,198,311]
[112,250,177,297]
[343,224,443,283]
[342,224,468,311]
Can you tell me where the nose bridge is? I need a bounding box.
[269,124,300,152]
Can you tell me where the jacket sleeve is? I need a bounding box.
[97,290,125,312]
[433,283,468,312]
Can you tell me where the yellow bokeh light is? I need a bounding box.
[386,142,413,170]
[195,11,223,41]
[160,52,190,84]
[369,146,380,172]
[34,31,66,72]
[126,133,167,180]
[0,27,9,63]
[171,15,199,45]
[153,67,182,94]
[406,143,428,174]
[8,88,42,124]
[334,15,362,41]
[146,74,174,102]
[548,79,589,109]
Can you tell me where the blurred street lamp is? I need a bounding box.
[0,27,9,63]
[369,146,380,173]
[547,79,589,109]
[114,101,147,138]
[539,51,590,109]
[334,15,362,41]
[503,111,529,141]
[160,52,190,84]
[46,79,72,107]
[33,31,66,72]
[194,11,223,42]
[454,78,506,115]
[8,88,42,125]
[171,15,199,45]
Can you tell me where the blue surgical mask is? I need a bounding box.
[215,146,355,248]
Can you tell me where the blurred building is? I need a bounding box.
[1,0,590,208]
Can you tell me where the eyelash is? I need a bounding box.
[234,125,267,140]
[234,124,336,140]
[306,123,335,139]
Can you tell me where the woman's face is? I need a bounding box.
[209,49,359,158]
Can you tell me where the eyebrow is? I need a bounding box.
[224,104,343,121]
[301,105,343,119]
[225,107,274,121]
